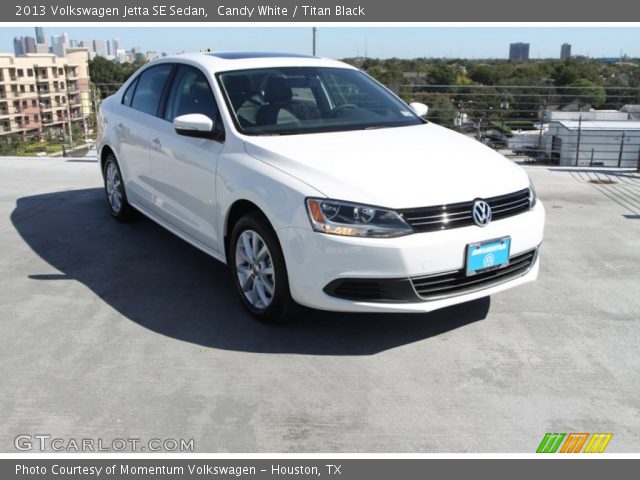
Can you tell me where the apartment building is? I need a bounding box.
[0,49,92,140]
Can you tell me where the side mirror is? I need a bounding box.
[409,102,429,118]
[174,113,219,139]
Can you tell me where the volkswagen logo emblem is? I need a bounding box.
[472,200,492,227]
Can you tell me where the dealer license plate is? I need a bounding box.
[466,237,511,276]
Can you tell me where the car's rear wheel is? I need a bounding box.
[103,154,135,222]
[229,212,296,324]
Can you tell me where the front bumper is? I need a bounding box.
[278,202,545,313]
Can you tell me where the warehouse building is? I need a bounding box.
[543,119,640,167]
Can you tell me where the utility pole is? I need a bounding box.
[537,98,547,162]
[312,27,317,56]
[617,131,626,167]
[575,115,582,166]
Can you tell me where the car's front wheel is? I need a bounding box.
[103,154,135,222]
[229,212,296,324]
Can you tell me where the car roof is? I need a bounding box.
[149,51,357,73]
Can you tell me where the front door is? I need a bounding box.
[147,64,223,252]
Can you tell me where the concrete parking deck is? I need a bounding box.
[0,156,639,452]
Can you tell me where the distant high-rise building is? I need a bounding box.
[51,33,68,57]
[13,37,24,56]
[35,27,47,45]
[69,39,78,48]
[560,43,572,60]
[13,36,37,56]
[25,37,37,54]
[115,49,127,63]
[112,38,121,54]
[509,42,530,61]
[93,39,108,57]
[79,41,94,52]
[146,51,159,61]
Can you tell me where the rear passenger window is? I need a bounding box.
[122,77,138,106]
[129,64,173,116]
[164,65,218,122]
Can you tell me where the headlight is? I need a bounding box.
[528,181,537,209]
[305,198,413,238]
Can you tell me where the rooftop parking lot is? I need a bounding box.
[0,156,639,452]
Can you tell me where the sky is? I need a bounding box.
[2,26,640,59]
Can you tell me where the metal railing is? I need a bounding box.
[28,81,637,168]
[400,84,640,168]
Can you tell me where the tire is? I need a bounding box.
[229,212,296,324]
[103,154,136,222]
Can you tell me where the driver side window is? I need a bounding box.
[164,65,218,123]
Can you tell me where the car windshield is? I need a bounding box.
[217,67,423,136]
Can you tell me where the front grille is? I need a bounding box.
[398,188,531,233]
[411,248,538,300]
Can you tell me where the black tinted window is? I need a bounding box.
[130,64,173,116]
[122,77,138,106]
[165,65,218,122]
[218,67,421,136]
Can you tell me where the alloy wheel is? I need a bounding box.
[105,162,123,214]
[234,229,276,309]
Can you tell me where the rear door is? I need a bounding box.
[115,63,173,209]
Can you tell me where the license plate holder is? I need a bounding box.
[466,237,511,276]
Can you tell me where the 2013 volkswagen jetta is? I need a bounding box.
[97,52,545,323]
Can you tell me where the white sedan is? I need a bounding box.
[97,52,545,323]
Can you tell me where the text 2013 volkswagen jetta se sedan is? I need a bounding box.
[97,52,545,323]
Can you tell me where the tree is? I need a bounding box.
[565,79,607,107]
[71,122,84,143]
[424,95,457,126]
[428,63,457,85]
[88,56,146,99]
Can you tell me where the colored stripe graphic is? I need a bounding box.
[583,433,613,453]
[560,433,589,453]
[536,433,566,453]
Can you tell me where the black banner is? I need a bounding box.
[7,0,640,22]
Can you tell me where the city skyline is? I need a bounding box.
[1,27,640,60]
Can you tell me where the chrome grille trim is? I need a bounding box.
[399,188,530,232]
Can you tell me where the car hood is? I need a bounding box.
[243,123,529,208]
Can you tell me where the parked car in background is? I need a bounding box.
[97,52,545,323]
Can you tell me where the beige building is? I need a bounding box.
[0,48,92,140]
